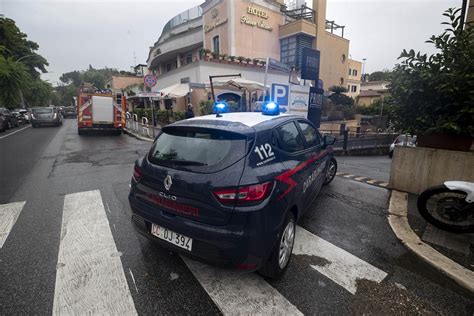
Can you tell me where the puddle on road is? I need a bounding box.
[351,279,440,315]
[293,254,331,267]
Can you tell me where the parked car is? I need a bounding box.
[129,105,336,278]
[389,134,417,158]
[15,108,31,124]
[31,107,63,127]
[12,110,26,125]
[63,106,77,118]
[0,107,19,132]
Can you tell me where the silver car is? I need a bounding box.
[31,107,63,127]
[389,134,416,158]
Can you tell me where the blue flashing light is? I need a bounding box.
[213,101,229,116]
[262,101,280,116]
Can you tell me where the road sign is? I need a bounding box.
[301,48,320,80]
[271,84,289,106]
[144,75,157,88]
[268,58,291,73]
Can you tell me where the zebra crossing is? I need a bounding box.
[0,189,391,315]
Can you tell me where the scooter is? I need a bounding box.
[417,181,474,233]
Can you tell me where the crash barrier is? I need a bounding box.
[320,130,398,152]
[125,117,161,139]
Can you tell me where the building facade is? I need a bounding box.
[146,0,360,115]
[346,58,362,98]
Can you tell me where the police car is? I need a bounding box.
[128,101,337,278]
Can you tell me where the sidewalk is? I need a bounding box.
[388,190,474,294]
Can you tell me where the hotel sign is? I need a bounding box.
[241,6,273,31]
[204,8,228,33]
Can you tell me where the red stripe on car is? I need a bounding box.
[275,151,327,200]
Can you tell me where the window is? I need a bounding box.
[347,85,351,91]
[341,54,346,63]
[353,69,358,76]
[339,77,344,85]
[348,68,352,75]
[185,53,193,64]
[280,36,297,65]
[274,122,305,153]
[148,127,247,172]
[298,121,321,148]
[212,36,220,54]
[351,85,357,92]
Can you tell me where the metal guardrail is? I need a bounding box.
[125,117,161,139]
[320,130,398,151]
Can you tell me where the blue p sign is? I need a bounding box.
[272,84,289,106]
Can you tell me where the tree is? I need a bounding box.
[0,55,31,108]
[368,70,392,82]
[390,8,474,137]
[0,17,48,78]
[328,85,354,107]
[22,79,53,107]
[60,71,81,86]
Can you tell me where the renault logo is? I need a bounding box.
[164,175,173,191]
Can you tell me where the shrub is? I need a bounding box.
[237,56,245,62]
[211,51,219,59]
[173,111,185,121]
[199,100,214,115]
[390,8,474,136]
[156,110,169,125]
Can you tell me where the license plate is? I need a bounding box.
[151,224,192,251]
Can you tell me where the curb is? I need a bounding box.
[388,190,474,293]
[123,128,153,142]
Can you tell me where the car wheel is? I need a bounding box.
[7,121,12,129]
[259,212,296,279]
[0,122,5,132]
[389,151,393,158]
[323,158,337,186]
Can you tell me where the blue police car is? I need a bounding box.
[129,102,337,278]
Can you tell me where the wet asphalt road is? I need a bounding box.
[0,119,472,315]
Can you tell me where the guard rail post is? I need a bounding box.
[342,129,349,154]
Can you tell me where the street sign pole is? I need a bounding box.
[263,57,269,100]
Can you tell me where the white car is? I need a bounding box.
[389,134,416,158]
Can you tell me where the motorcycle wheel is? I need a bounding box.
[417,185,474,233]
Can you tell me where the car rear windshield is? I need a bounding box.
[148,127,247,173]
[33,108,53,114]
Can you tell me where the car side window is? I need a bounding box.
[297,121,321,148]
[274,122,305,153]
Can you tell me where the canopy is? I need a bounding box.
[212,77,266,91]
[159,83,190,98]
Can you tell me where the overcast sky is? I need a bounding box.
[1,0,461,84]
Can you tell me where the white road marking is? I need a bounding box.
[183,257,303,315]
[53,190,137,315]
[293,226,387,294]
[129,268,139,294]
[0,125,31,140]
[0,201,26,248]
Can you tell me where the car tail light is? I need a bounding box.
[53,113,57,119]
[133,165,142,182]
[30,113,35,119]
[213,182,273,205]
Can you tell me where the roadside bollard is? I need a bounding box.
[141,117,150,138]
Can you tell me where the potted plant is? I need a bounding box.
[199,48,206,59]
[237,56,245,63]
[220,53,228,61]
[390,8,473,151]
[229,56,236,62]
[252,58,260,65]
[260,60,267,67]
[211,51,219,60]
[245,57,252,64]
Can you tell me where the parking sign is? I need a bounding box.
[271,84,289,106]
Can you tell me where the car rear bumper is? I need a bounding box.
[128,193,274,270]
[32,119,59,125]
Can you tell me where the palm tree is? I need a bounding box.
[0,55,31,108]
[328,86,353,107]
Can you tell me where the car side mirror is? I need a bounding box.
[323,135,336,147]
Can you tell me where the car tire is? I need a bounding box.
[259,212,296,279]
[7,121,12,130]
[388,151,393,159]
[0,122,5,132]
[323,158,337,186]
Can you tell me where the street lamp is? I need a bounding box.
[362,58,367,81]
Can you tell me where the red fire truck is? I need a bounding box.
[77,83,126,135]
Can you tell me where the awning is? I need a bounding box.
[159,83,190,98]
[212,78,266,91]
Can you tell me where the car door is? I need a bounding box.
[296,120,328,207]
[272,120,312,211]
